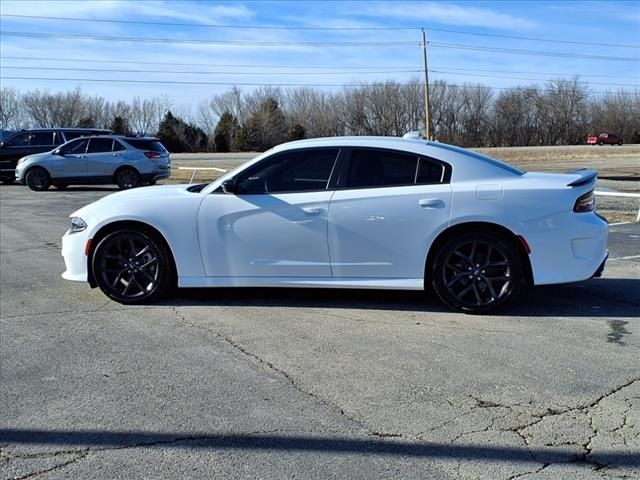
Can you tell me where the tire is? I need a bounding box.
[618,142,623,146]
[92,228,175,304]
[25,167,52,191]
[598,141,604,146]
[115,167,142,190]
[430,232,526,314]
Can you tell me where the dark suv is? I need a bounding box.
[0,128,111,183]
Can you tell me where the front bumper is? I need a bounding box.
[61,229,91,282]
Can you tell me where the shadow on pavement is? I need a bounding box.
[161,278,640,318]
[1,428,636,467]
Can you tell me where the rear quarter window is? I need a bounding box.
[122,139,167,153]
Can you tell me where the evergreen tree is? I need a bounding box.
[289,124,306,141]
[213,111,239,152]
[110,116,131,135]
[77,117,95,128]
[243,97,288,151]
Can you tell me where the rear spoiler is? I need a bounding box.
[567,169,598,187]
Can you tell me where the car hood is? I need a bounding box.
[71,184,197,220]
[20,151,55,163]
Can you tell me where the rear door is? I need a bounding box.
[27,131,58,155]
[328,148,452,279]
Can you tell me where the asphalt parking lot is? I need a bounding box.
[1,185,639,480]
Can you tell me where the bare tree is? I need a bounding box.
[0,87,26,130]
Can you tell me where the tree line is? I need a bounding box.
[1,78,638,152]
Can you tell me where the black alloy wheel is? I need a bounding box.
[25,167,52,191]
[92,229,174,304]
[431,232,525,313]
[115,167,142,190]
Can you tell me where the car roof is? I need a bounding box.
[269,136,524,178]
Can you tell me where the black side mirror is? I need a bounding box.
[221,179,237,194]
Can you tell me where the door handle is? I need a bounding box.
[113,153,121,157]
[419,198,445,209]
[302,207,323,216]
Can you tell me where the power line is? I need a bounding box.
[430,42,640,62]
[0,56,418,70]
[1,65,422,76]
[2,13,638,49]
[430,70,640,87]
[0,14,418,31]
[2,76,637,95]
[0,31,417,47]
[429,66,640,80]
[3,56,635,80]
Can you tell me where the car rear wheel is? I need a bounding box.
[25,167,52,191]
[430,232,526,313]
[92,229,174,304]
[115,167,142,190]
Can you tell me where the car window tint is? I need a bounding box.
[87,138,114,153]
[5,133,30,147]
[346,149,418,188]
[237,149,339,194]
[63,131,88,141]
[417,158,445,184]
[29,132,54,146]
[113,140,126,151]
[122,139,167,152]
[53,132,65,146]
[61,139,89,155]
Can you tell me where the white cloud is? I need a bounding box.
[362,2,535,30]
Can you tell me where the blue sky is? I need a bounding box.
[1,0,638,113]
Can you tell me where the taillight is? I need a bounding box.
[574,190,595,213]
[144,151,161,159]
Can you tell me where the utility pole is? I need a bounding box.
[421,28,431,140]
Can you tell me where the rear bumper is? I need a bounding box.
[509,211,608,285]
[143,169,171,183]
[591,253,608,278]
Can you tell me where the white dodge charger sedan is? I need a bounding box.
[61,136,608,313]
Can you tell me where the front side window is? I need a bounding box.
[87,138,115,153]
[235,149,339,194]
[29,132,55,146]
[60,138,89,155]
[5,133,30,147]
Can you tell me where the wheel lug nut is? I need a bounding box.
[468,275,473,279]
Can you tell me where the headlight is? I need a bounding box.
[70,217,87,233]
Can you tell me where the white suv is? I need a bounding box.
[15,136,171,191]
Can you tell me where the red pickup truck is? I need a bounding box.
[587,133,624,145]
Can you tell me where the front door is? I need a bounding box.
[198,148,340,277]
[49,138,89,179]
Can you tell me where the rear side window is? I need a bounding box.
[29,132,55,146]
[236,148,339,194]
[346,149,417,188]
[122,139,167,153]
[113,140,126,151]
[87,138,115,153]
[63,131,89,141]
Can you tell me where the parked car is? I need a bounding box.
[0,128,111,183]
[586,133,624,145]
[61,136,607,314]
[15,135,171,191]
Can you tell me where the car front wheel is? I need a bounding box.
[25,167,52,191]
[92,229,174,304]
[431,232,526,313]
